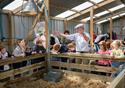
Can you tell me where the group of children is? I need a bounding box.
[0,38,47,71]
[94,40,125,77]
[0,31,125,77]
[49,35,125,77]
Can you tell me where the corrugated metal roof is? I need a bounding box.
[0,0,125,22]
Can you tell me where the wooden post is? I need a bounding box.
[109,16,112,41]
[0,14,2,47]
[120,16,123,40]
[64,20,67,31]
[44,0,50,52]
[90,7,94,46]
[7,13,13,53]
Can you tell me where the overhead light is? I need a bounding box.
[96,19,108,24]
[21,0,40,15]
[81,16,95,22]
[95,11,109,17]
[112,15,119,19]
[94,4,124,18]
[55,10,76,18]
[81,17,90,22]
[120,13,125,16]
[72,1,93,11]
[90,0,104,3]
[109,4,125,12]
[3,0,27,11]
[96,15,120,24]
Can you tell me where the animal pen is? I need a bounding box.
[0,53,125,88]
[0,0,125,88]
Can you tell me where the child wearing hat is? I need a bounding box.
[110,40,125,77]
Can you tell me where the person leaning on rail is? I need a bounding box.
[58,23,90,64]
[59,23,90,53]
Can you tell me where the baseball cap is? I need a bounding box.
[74,23,85,29]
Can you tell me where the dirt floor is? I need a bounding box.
[2,73,110,88]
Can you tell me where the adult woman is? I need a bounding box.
[12,39,26,69]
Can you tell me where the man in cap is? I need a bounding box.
[59,24,90,52]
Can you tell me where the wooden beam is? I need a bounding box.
[66,0,116,21]
[64,20,68,31]
[109,68,125,88]
[0,62,46,80]
[44,0,50,52]
[94,10,125,23]
[109,16,113,41]
[50,53,125,62]
[0,54,46,66]
[120,16,124,39]
[6,13,13,52]
[90,7,94,46]
[51,17,65,20]
[26,2,45,40]
[1,10,34,17]
[49,61,117,73]
[89,0,112,14]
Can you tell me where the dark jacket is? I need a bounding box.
[33,45,46,53]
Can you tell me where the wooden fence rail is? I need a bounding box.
[49,53,125,87]
[0,54,47,66]
[0,54,47,81]
[50,53,125,61]
[108,68,125,88]
[0,53,125,88]
[50,53,122,74]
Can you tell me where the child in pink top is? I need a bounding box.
[97,41,111,66]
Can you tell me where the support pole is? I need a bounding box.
[7,13,13,53]
[120,16,123,39]
[44,0,50,53]
[109,16,112,41]
[64,20,67,31]
[90,7,94,46]
[0,14,2,43]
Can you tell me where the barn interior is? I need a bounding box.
[0,0,125,88]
